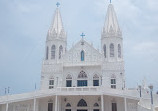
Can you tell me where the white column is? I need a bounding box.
[151,104,155,111]
[124,97,127,111]
[58,96,61,111]
[13,105,15,111]
[101,95,104,111]
[33,98,36,111]
[6,103,8,111]
[55,95,58,111]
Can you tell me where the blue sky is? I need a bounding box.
[0,0,158,95]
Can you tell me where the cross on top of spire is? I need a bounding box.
[56,2,60,7]
[110,0,112,3]
[80,32,85,39]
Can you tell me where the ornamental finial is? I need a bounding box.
[56,2,60,7]
[80,32,85,39]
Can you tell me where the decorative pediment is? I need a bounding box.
[77,99,87,107]
[93,74,99,79]
[78,71,87,79]
[63,39,102,65]
[66,74,72,79]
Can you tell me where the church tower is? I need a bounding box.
[46,3,67,63]
[101,3,125,90]
[41,3,67,90]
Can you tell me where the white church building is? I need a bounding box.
[0,2,158,111]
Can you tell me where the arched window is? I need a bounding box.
[118,44,121,58]
[78,71,87,78]
[66,74,72,79]
[66,103,71,107]
[93,74,99,79]
[110,43,114,57]
[77,71,88,87]
[93,74,99,86]
[103,45,106,58]
[51,45,56,59]
[94,103,99,107]
[81,50,85,61]
[46,46,49,60]
[77,99,87,107]
[59,45,63,59]
[66,74,72,87]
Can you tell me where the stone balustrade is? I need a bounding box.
[0,86,143,104]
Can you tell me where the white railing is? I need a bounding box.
[0,86,141,104]
[56,86,100,92]
[55,86,140,99]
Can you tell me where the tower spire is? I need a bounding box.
[103,4,121,35]
[51,6,64,34]
[47,2,66,41]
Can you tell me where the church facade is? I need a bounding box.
[0,2,157,111]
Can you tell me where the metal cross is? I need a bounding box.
[80,33,85,39]
[56,2,60,7]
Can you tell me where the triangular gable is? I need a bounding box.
[63,39,102,65]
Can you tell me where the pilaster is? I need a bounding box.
[101,95,104,111]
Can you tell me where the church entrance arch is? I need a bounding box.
[77,110,87,111]
[77,99,88,111]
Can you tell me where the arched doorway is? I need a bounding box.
[77,99,88,111]
[77,71,88,87]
